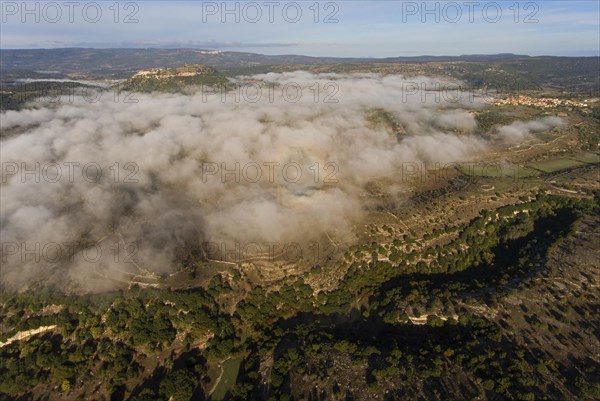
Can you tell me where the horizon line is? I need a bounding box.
[1,48,599,59]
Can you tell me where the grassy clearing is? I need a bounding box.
[458,164,540,178]
[210,357,242,401]
[571,152,600,164]
[527,152,599,173]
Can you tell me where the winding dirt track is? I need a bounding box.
[0,325,57,348]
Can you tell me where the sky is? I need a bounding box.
[0,1,598,57]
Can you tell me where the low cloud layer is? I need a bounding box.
[496,116,567,144]
[0,72,565,290]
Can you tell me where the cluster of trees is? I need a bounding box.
[129,358,205,401]
[235,279,314,333]
[0,194,597,400]
[0,331,139,398]
[0,287,231,399]
[230,313,563,401]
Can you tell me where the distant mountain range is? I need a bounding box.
[1,48,598,92]
[0,48,575,76]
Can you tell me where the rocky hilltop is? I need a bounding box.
[121,64,229,92]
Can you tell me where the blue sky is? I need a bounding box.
[1,1,598,56]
